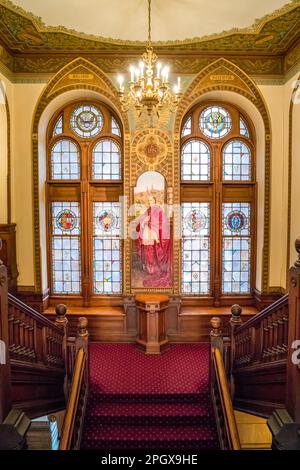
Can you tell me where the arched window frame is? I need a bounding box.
[180,100,256,301]
[46,99,123,302]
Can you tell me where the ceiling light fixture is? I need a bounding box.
[117,0,182,118]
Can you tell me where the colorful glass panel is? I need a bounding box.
[111,117,121,136]
[93,202,122,294]
[182,202,210,295]
[181,139,211,181]
[71,105,103,138]
[240,117,250,138]
[222,203,251,294]
[92,139,121,180]
[53,115,63,136]
[181,116,192,136]
[51,202,81,294]
[199,106,232,139]
[223,140,251,181]
[51,139,80,180]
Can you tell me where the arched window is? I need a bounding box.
[47,100,123,300]
[180,102,255,298]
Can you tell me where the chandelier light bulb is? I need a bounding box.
[118,0,182,118]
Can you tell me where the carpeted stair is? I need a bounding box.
[81,343,219,450]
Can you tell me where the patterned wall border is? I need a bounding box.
[31,57,130,292]
[286,75,300,278]
[0,80,11,223]
[173,58,272,293]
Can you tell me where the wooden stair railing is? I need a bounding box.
[59,318,89,450]
[210,317,241,450]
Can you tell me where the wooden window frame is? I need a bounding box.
[180,100,257,305]
[46,99,123,306]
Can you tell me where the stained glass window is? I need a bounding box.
[71,105,103,138]
[199,106,232,139]
[53,115,63,136]
[240,117,250,138]
[223,140,251,181]
[51,202,81,294]
[111,117,121,136]
[93,202,122,294]
[92,139,121,180]
[51,139,80,180]
[222,203,251,294]
[181,116,192,136]
[181,140,211,181]
[182,202,210,294]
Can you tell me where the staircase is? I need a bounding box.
[81,343,219,450]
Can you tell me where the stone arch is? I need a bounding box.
[32,57,129,291]
[173,58,272,293]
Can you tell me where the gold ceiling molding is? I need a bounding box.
[173,58,272,293]
[0,0,299,47]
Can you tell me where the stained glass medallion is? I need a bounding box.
[51,202,81,294]
[182,202,210,295]
[93,202,122,294]
[56,209,77,232]
[97,210,118,232]
[71,105,103,138]
[225,210,248,233]
[222,203,251,294]
[199,106,232,139]
[184,209,207,233]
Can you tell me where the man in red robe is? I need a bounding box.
[135,196,172,287]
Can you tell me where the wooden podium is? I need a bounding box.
[135,294,169,354]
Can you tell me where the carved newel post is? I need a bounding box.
[229,304,242,398]
[75,317,89,386]
[286,237,300,422]
[55,304,68,364]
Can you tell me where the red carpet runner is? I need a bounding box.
[81,343,219,450]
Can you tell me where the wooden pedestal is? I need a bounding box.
[135,294,169,354]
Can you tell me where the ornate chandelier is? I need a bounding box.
[118,0,182,118]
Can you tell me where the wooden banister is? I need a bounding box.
[211,346,241,450]
[59,317,89,450]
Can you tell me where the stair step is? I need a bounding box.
[81,424,219,450]
[89,391,210,404]
[85,402,211,426]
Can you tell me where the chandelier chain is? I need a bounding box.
[148,0,151,45]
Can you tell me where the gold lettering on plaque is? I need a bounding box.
[68,74,94,80]
[210,74,234,81]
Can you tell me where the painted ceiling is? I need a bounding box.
[8,0,293,42]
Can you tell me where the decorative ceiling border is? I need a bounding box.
[1,0,299,47]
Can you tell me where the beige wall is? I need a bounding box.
[3,65,300,292]
[11,83,45,287]
[0,74,13,224]
[288,72,300,267]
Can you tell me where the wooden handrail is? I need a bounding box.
[211,347,241,450]
[234,294,288,334]
[60,347,86,450]
[8,293,63,332]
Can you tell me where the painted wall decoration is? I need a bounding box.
[131,171,172,289]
